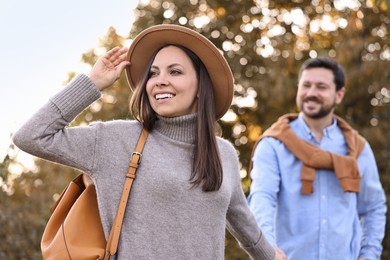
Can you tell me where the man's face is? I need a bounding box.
[296,67,345,119]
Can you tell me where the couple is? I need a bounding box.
[12,24,385,259]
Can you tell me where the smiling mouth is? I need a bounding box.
[155,93,175,100]
[304,97,321,103]
[305,100,319,104]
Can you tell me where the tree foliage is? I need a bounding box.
[1,0,389,259]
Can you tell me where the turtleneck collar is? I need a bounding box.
[153,113,197,144]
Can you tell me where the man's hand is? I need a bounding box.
[89,47,130,91]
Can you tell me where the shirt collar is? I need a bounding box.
[296,112,338,141]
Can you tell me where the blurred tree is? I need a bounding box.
[1,0,389,259]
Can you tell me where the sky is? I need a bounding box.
[0,0,138,161]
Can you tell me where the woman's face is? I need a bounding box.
[146,46,199,117]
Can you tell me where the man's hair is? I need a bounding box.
[299,57,345,91]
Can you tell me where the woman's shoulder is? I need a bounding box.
[90,119,138,126]
[216,137,237,159]
[89,119,142,134]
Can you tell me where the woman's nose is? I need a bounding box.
[155,74,169,87]
[155,81,168,87]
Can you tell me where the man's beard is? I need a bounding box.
[300,96,336,119]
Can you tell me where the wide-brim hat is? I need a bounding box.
[125,24,234,120]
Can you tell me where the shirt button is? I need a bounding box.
[322,219,327,224]
[321,195,326,199]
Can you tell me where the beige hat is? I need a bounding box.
[125,24,234,120]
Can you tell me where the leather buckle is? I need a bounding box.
[131,152,142,165]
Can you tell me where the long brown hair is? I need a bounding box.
[129,44,223,192]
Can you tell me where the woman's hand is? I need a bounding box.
[89,47,130,91]
[274,247,287,260]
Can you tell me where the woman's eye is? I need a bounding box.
[149,71,158,77]
[171,69,182,75]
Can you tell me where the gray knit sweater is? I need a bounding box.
[12,74,274,260]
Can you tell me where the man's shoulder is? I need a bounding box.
[256,136,286,151]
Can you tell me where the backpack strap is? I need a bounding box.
[104,128,149,259]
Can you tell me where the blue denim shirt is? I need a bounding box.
[248,113,386,260]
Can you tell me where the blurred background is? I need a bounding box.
[1,0,389,259]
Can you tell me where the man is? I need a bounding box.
[248,57,386,259]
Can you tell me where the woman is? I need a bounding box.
[12,24,286,259]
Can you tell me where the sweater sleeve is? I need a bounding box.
[356,143,387,259]
[222,140,275,260]
[12,74,102,173]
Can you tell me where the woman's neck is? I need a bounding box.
[154,113,197,144]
